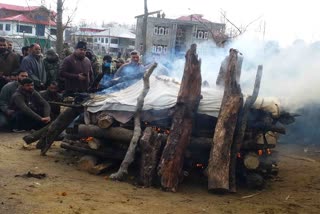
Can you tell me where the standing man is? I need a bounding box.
[10,78,51,131]
[20,43,47,90]
[60,41,93,94]
[114,51,145,80]
[0,37,20,79]
[44,49,60,86]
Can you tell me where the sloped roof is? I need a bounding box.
[94,26,135,39]
[0,14,56,26]
[176,14,211,23]
[0,3,39,11]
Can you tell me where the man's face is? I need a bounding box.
[7,42,13,51]
[31,44,41,56]
[0,41,7,53]
[116,62,124,69]
[131,54,140,63]
[18,72,28,82]
[48,84,58,93]
[22,83,34,92]
[75,48,86,59]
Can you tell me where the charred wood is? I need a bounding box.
[158,44,202,192]
[139,127,165,187]
[39,107,83,155]
[208,49,243,193]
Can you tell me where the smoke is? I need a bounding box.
[155,37,320,113]
[155,36,320,144]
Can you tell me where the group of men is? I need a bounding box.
[0,37,144,132]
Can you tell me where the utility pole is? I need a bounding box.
[56,0,63,58]
[142,0,148,62]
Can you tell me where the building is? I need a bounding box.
[0,3,56,50]
[135,12,228,58]
[71,26,135,56]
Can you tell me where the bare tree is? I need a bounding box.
[56,0,78,57]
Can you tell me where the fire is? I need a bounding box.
[151,126,170,134]
[257,149,272,156]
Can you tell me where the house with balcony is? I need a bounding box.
[0,3,56,49]
[135,12,228,58]
[71,25,135,56]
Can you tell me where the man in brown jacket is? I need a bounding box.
[60,41,93,94]
[10,78,51,132]
[0,37,20,84]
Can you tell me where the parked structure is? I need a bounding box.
[135,12,227,58]
[0,3,56,50]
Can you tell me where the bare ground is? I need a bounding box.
[0,132,319,214]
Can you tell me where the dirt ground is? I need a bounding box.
[0,132,319,214]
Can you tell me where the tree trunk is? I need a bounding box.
[76,124,133,142]
[60,143,125,160]
[158,44,202,192]
[208,49,243,193]
[229,65,263,192]
[139,127,164,187]
[56,0,64,58]
[97,113,114,129]
[39,107,83,155]
[109,63,157,180]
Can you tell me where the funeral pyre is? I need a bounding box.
[23,45,297,193]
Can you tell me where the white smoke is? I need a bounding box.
[163,36,320,112]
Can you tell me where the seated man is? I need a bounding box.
[40,81,63,120]
[0,69,28,130]
[10,78,51,132]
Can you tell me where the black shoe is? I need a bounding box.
[23,135,36,145]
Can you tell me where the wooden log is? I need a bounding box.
[229,65,263,192]
[158,44,202,192]
[87,137,102,150]
[208,49,243,193]
[39,107,83,155]
[76,124,133,142]
[97,112,114,129]
[139,127,164,187]
[60,143,125,160]
[110,63,158,180]
[88,162,113,175]
[78,155,98,172]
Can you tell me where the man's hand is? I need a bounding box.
[41,117,51,124]
[78,73,87,81]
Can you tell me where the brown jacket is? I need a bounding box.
[0,50,20,76]
[60,54,93,92]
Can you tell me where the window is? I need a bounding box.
[204,32,208,39]
[154,26,169,36]
[94,38,97,42]
[130,40,135,46]
[154,27,158,35]
[152,44,168,54]
[105,38,108,43]
[165,28,169,35]
[5,24,10,31]
[17,25,32,34]
[111,38,118,44]
[0,24,3,30]
[101,38,104,43]
[50,28,57,35]
[158,27,164,35]
[196,30,208,40]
